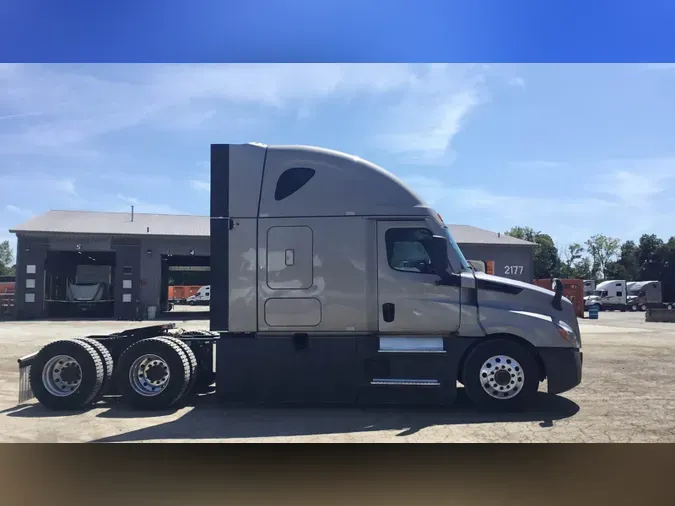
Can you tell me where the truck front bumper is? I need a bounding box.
[538,347,583,395]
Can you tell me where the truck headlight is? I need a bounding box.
[556,321,579,347]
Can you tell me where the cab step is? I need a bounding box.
[370,378,440,386]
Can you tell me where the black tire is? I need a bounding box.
[160,336,198,397]
[116,337,191,410]
[73,338,114,402]
[462,338,540,412]
[29,340,105,411]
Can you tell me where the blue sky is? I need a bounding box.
[2,63,675,259]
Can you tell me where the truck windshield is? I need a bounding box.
[443,227,471,271]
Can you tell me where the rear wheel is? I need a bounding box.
[631,304,638,312]
[116,337,191,410]
[462,338,540,411]
[160,336,198,397]
[73,338,114,402]
[30,340,105,410]
[641,304,647,311]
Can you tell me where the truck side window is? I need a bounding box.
[385,228,434,274]
[275,168,316,201]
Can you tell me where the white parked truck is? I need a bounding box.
[186,285,210,305]
[16,143,583,412]
[583,280,596,297]
[584,279,628,311]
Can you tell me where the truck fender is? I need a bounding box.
[478,308,569,349]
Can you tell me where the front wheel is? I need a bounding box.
[462,339,540,411]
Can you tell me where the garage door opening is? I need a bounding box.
[160,254,210,319]
[45,250,116,319]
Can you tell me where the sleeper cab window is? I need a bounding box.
[275,167,316,201]
[385,228,434,274]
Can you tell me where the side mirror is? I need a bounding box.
[424,235,450,279]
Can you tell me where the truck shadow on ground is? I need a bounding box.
[4,389,579,441]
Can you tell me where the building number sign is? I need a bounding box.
[504,265,524,276]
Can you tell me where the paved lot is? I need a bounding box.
[0,311,674,442]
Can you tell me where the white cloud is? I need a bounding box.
[115,194,183,215]
[508,77,526,88]
[509,160,563,170]
[405,155,675,245]
[116,194,140,205]
[592,157,675,204]
[0,64,487,163]
[53,178,77,196]
[190,180,210,192]
[5,204,32,217]
[373,65,486,164]
[602,171,663,203]
[0,112,44,121]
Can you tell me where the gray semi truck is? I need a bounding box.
[16,143,583,412]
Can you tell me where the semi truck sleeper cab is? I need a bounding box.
[16,143,582,412]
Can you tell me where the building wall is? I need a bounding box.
[14,235,49,319]
[460,244,534,283]
[13,233,209,320]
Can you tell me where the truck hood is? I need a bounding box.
[472,271,581,338]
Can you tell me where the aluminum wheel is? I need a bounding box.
[479,355,525,400]
[641,304,647,311]
[128,354,171,397]
[41,355,82,397]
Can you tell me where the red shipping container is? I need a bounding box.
[168,285,202,302]
[533,278,584,318]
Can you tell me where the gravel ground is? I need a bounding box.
[0,311,673,442]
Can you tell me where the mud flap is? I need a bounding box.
[17,353,37,404]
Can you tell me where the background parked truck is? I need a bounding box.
[626,280,674,311]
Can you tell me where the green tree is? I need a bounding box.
[660,237,675,302]
[605,260,627,280]
[637,233,665,281]
[558,242,585,278]
[571,257,592,279]
[0,241,14,277]
[505,226,562,279]
[617,240,640,281]
[585,234,620,278]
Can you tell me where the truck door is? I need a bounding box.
[377,221,461,334]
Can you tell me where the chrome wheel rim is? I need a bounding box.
[129,354,170,397]
[479,355,524,400]
[42,355,82,397]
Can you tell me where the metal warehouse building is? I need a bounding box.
[9,210,536,320]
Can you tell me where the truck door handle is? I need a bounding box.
[382,303,395,323]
